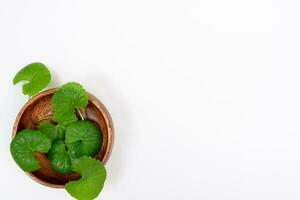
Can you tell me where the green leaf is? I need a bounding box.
[52,82,88,126]
[56,125,66,139]
[66,156,106,200]
[37,121,65,141]
[65,121,102,160]
[13,62,51,96]
[10,129,51,172]
[48,140,72,174]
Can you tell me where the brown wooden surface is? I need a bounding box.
[12,88,114,188]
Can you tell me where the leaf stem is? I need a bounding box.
[77,109,84,120]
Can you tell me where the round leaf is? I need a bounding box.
[52,82,88,126]
[66,156,106,200]
[10,129,51,172]
[37,121,65,141]
[48,140,72,174]
[65,121,102,160]
[13,62,51,96]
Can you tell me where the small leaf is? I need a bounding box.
[66,156,106,200]
[10,129,51,172]
[37,121,65,141]
[48,140,72,174]
[65,121,102,160]
[13,62,51,96]
[52,82,88,126]
[56,125,66,139]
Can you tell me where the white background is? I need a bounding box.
[0,0,299,199]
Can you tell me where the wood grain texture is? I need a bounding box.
[12,88,114,188]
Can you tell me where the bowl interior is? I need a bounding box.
[12,88,113,188]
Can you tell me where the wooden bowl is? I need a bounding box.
[12,88,114,188]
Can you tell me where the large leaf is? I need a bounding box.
[66,156,106,200]
[37,121,65,141]
[13,62,51,96]
[48,140,72,174]
[10,129,51,172]
[65,121,102,160]
[52,82,88,126]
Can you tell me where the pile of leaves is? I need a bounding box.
[10,63,107,200]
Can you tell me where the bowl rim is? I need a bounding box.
[12,88,114,188]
